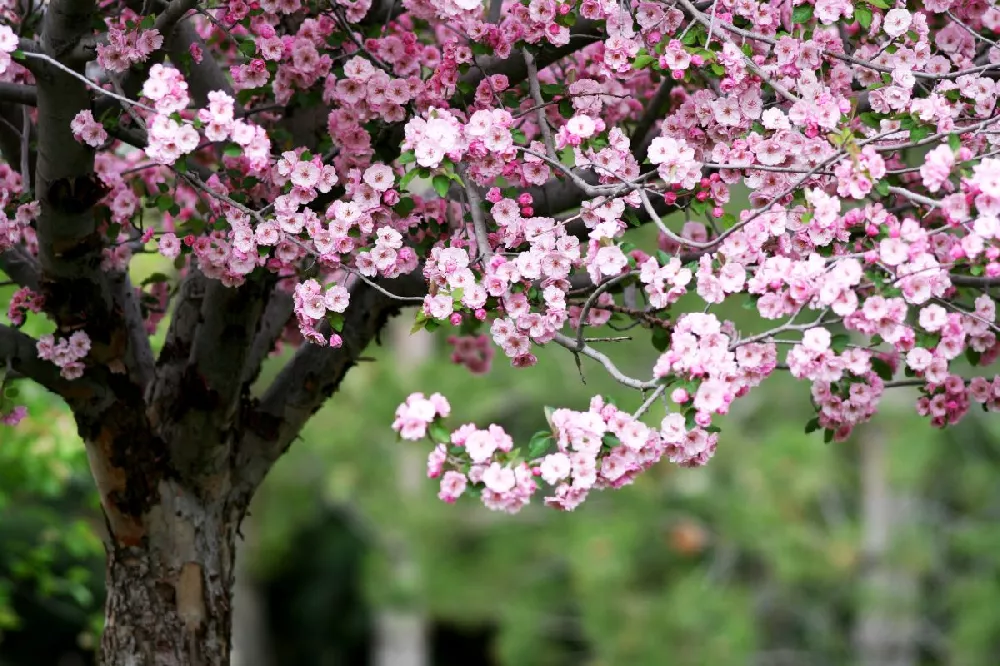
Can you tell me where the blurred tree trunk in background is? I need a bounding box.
[232,517,274,666]
[854,418,918,666]
[373,320,433,666]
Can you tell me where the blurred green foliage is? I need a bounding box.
[6,269,1000,664]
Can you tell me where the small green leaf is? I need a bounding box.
[394,198,416,217]
[830,333,850,354]
[823,428,834,444]
[865,0,889,8]
[870,356,894,381]
[432,174,450,198]
[651,326,671,352]
[239,40,256,57]
[559,147,576,167]
[949,133,961,152]
[398,150,416,164]
[527,431,554,459]
[804,417,821,434]
[399,168,420,191]
[633,54,656,70]
[428,420,450,444]
[874,179,889,196]
[792,4,814,23]
[223,145,243,158]
[327,312,345,332]
[543,406,557,430]
[855,4,872,29]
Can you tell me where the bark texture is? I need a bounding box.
[100,479,240,666]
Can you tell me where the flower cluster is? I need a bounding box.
[36,331,91,380]
[6,287,43,326]
[71,111,109,148]
[96,25,162,73]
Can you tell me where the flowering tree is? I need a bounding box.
[1,0,999,661]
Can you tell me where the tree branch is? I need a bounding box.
[0,248,41,291]
[239,287,294,389]
[233,271,426,498]
[0,83,37,106]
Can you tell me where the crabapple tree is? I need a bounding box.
[1,0,1000,662]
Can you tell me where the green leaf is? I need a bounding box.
[870,356,894,381]
[543,406,557,430]
[327,312,345,333]
[651,326,671,352]
[432,174,450,198]
[411,309,427,334]
[559,147,576,168]
[540,83,562,97]
[830,334,850,354]
[864,0,889,8]
[602,434,622,450]
[428,420,450,444]
[527,431,554,460]
[855,4,872,29]
[949,133,961,152]
[394,198,416,217]
[511,128,527,144]
[909,125,931,142]
[239,40,257,57]
[223,145,243,158]
[633,54,656,70]
[792,4,814,23]
[398,150,416,164]
[804,417,821,434]
[874,179,889,196]
[823,428,834,444]
[399,168,420,191]
[965,347,982,366]
[689,199,708,217]
[858,112,881,128]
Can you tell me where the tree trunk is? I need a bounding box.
[97,477,239,666]
[373,321,432,666]
[853,421,918,666]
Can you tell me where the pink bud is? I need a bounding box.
[329,334,343,348]
[986,263,1000,278]
[383,189,400,205]
[695,191,709,202]
[474,308,487,321]
[671,388,690,403]
[450,313,463,325]
[711,207,724,218]
[694,412,712,427]
[671,70,685,80]
[487,187,502,203]
[691,54,704,66]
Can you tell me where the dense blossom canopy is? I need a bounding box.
[2,0,1000,514]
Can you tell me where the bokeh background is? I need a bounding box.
[4,190,1000,666]
[4,297,1000,666]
